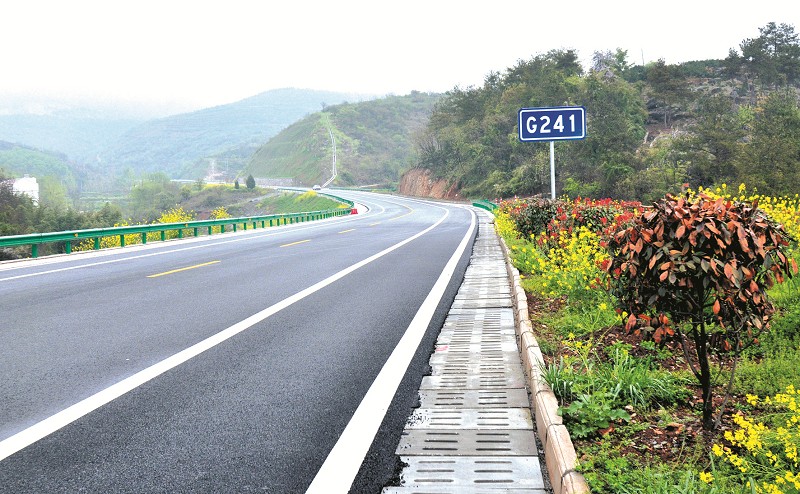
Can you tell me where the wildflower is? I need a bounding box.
[699,471,713,484]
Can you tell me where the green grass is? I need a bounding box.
[259,191,346,214]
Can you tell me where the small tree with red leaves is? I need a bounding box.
[606,193,797,430]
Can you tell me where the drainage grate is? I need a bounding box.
[418,389,531,409]
[420,373,525,390]
[429,364,525,385]
[436,328,517,345]
[404,408,533,430]
[383,487,547,494]
[429,350,522,366]
[392,456,544,489]
[430,339,520,354]
[396,430,538,456]
[449,298,513,310]
[443,308,515,325]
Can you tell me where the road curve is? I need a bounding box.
[0,192,476,493]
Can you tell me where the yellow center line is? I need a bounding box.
[147,260,221,278]
[388,209,415,221]
[369,222,381,227]
[280,239,311,248]
[338,229,356,234]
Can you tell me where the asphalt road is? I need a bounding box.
[0,192,476,493]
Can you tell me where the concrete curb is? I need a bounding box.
[496,234,591,494]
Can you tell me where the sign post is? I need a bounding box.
[518,106,587,199]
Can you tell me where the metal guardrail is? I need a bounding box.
[0,200,355,259]
[472,200,498,213]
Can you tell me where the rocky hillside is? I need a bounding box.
[397,168,460,199]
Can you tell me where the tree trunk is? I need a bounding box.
[696,322,715,430]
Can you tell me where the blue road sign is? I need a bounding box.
[518,106,586,142]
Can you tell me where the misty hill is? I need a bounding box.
[0,140,87,201]
[0,110,141,162]
[98,88,374,179]
[245,91,440,187]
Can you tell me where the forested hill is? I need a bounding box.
[97,88,374,179]
[245,91,440,187]
[414,22,800,202]
[0,141,82,205]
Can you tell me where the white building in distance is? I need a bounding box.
[11,175,39,204]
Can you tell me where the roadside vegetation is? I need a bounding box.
[0,172,346,259]
[418,22,800,202]
[495,186,800,493]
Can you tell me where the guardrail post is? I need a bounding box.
[208,226,213,236]
[178,229,183,239]
[233,224,237,233]
[220,225,225,234]
[31,244,38,258]
[65,241,72,254]
[94,237,100,250]
[120,235,126,247]
[141,232,147,244]
[161,230,166,241]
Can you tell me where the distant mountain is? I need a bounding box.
[245,91,441,187]
[0,111,142,162]
[97,88,375,179]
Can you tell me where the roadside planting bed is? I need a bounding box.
[496,187,800,493]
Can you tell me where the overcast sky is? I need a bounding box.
[2,0,799,114]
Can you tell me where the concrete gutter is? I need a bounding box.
[497,235,591,494]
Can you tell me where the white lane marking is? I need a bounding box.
[305,208,477,494]
[0,198,391,282]
[0,205,452,462]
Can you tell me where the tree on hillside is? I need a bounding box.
[647,59,691,126]
[726,22,800,89]
[591,48,633,77]
[246,174,256,189]
[566,71,648,198]
[684,94,745,187]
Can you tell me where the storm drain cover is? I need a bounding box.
[429,350,522,366]
[396,430,538,456]
[404,408,533,430]
[436,332,517,346]
[420,373,525,390]
[449,298,513,310]
[443,308,515,325]
[418,389,531,409]
[429,363,525,381]
[392,456,544,489]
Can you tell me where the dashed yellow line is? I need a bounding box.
[280,239,311,248]
[147,260,221,278]
[338,229,356,234]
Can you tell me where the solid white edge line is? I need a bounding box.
[0,204,451,462]
[305,208,477,494]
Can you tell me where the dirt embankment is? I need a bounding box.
[397,168,460,200]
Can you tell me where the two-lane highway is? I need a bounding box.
[0,192,476,492]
